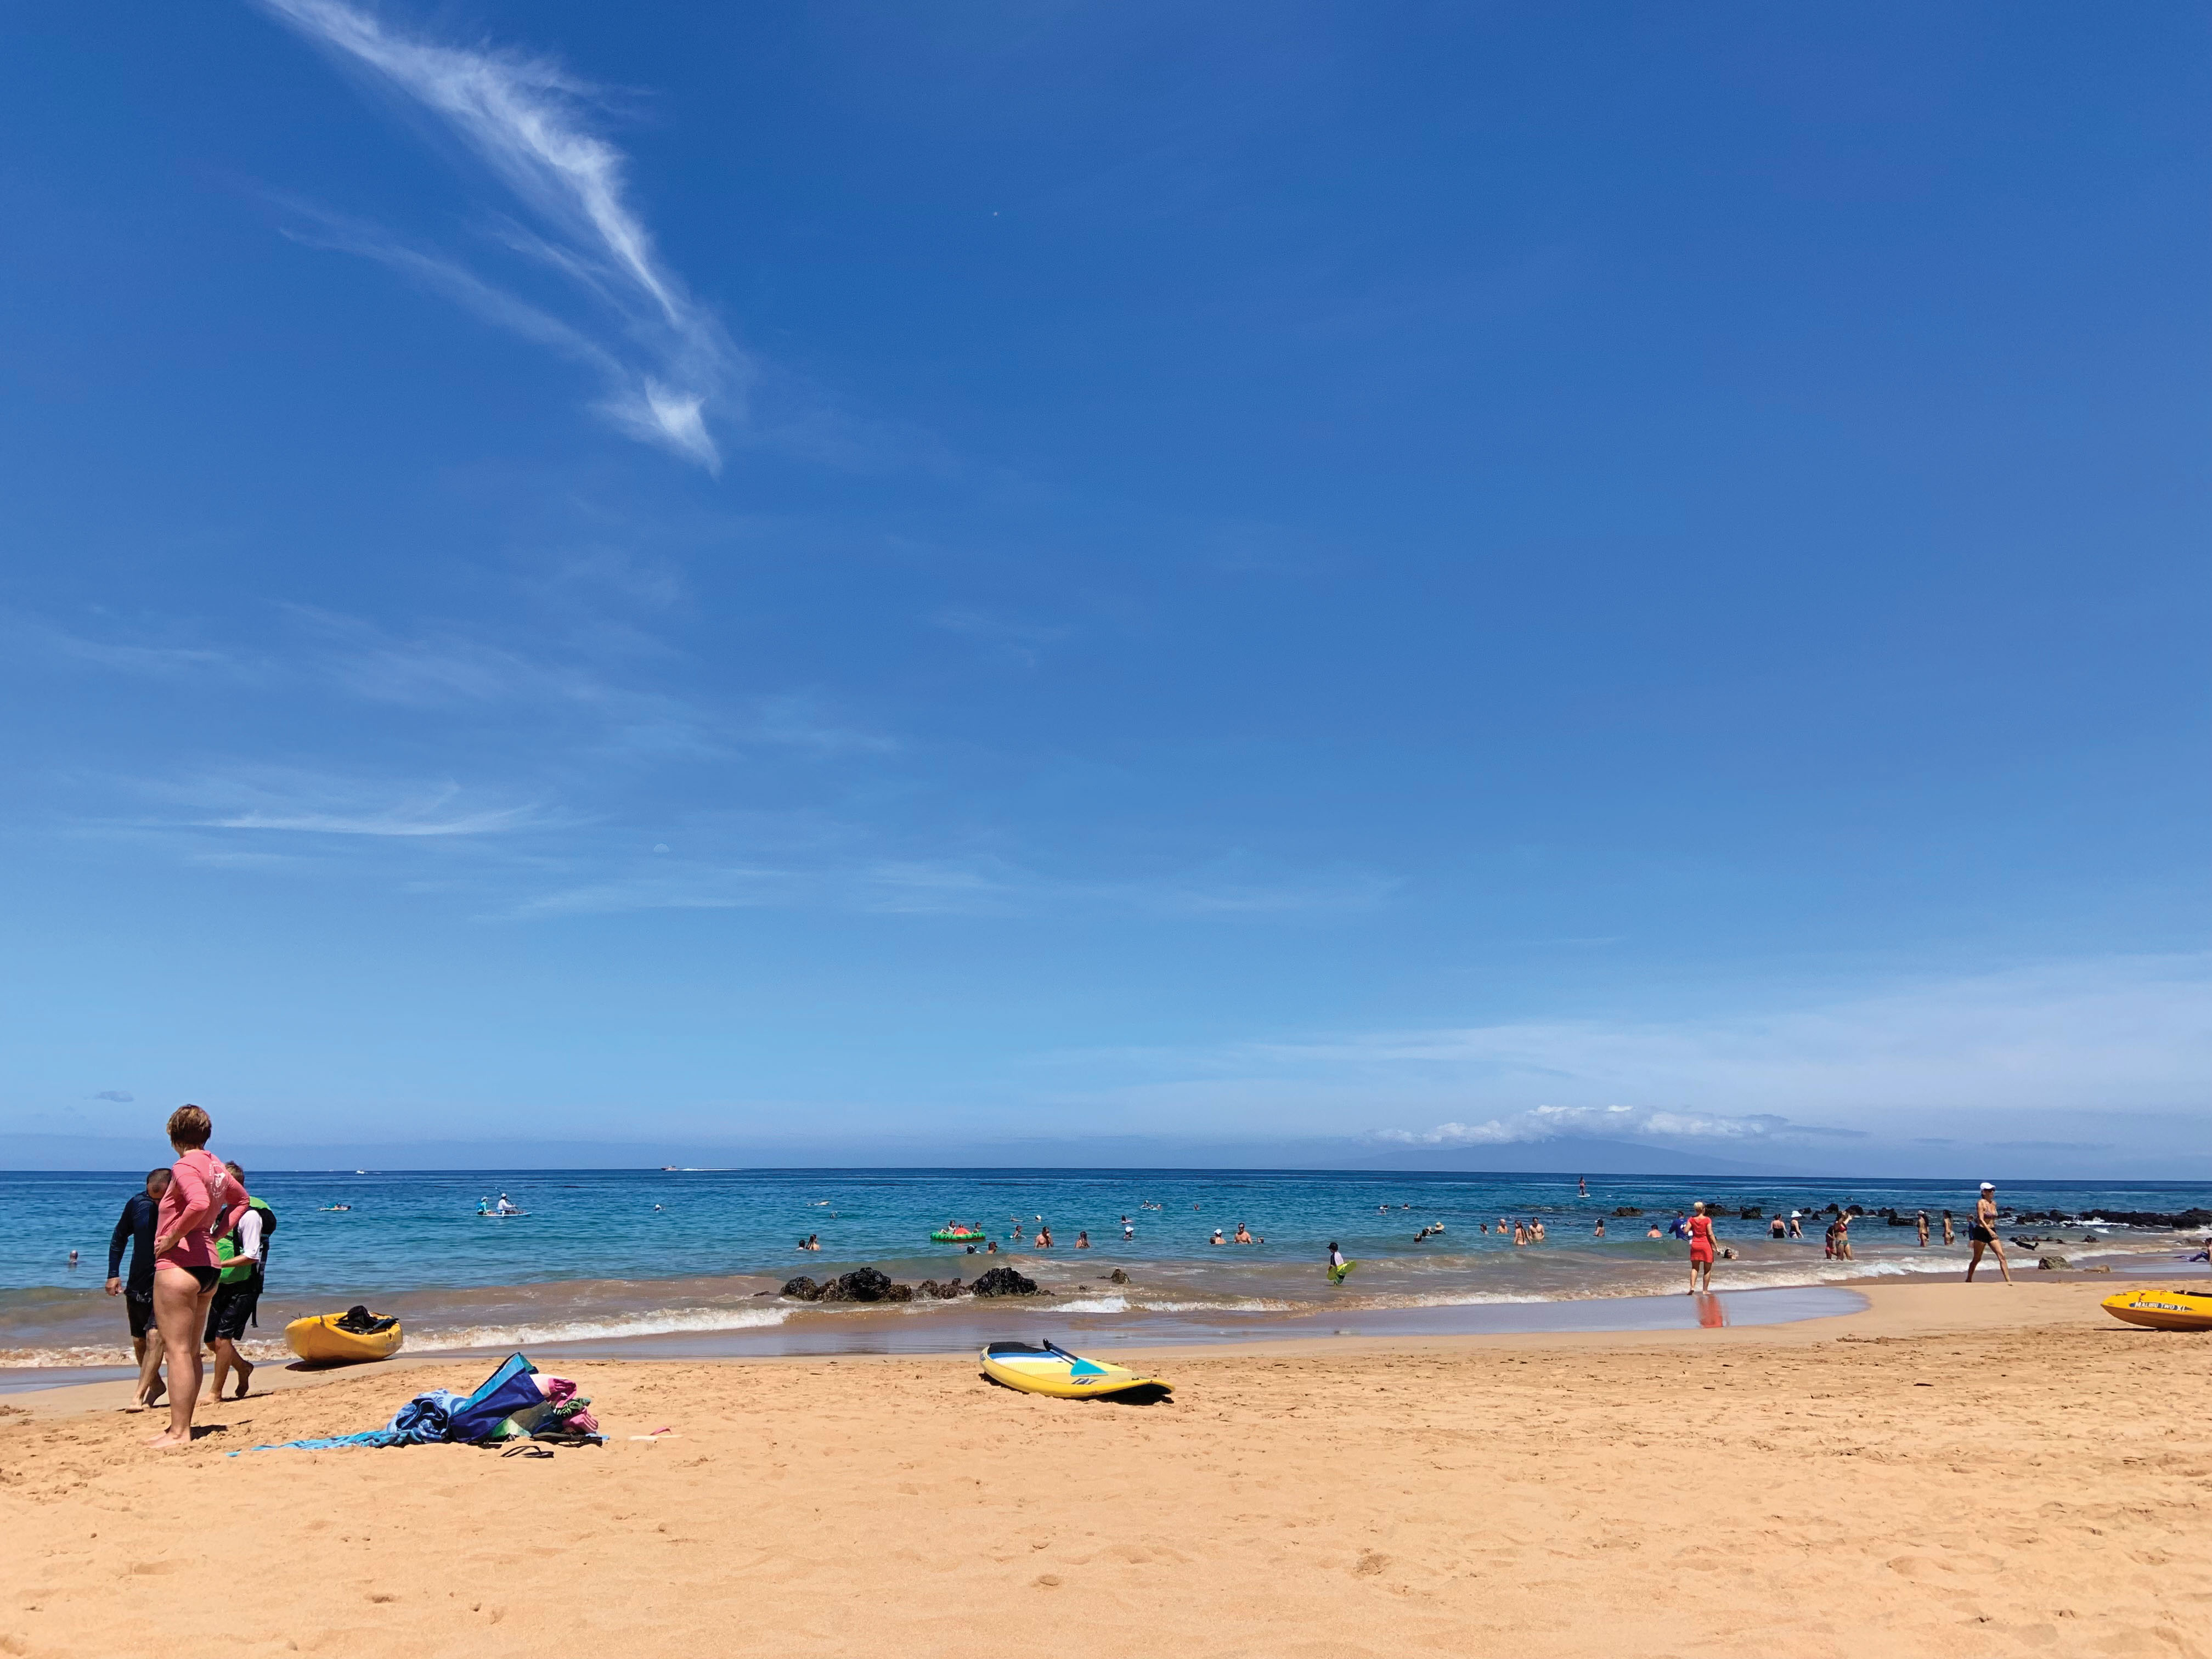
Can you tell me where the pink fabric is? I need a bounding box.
[155,1149,246,1269]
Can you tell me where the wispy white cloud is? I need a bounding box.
[159,769,550,837]
[504,852,1392,923]
[929,607,1070,667]
[1374,1104,1851,1147]
[1244,956,2212,1116]
[4,613,252,680]
[257,0,739,467]
[1034,956,2212,1142]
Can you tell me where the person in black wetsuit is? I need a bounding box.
[106,1167,172,1407]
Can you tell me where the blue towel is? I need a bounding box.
[236,1353,543,1454]
[245,1389,470,1453]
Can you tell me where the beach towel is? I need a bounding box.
[240,1353,554,1453]
[246,1389,469,1452]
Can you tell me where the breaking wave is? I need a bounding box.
[408,1305,792,1350]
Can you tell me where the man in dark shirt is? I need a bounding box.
[105,1167,172,1407]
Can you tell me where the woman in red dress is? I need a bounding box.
[1686,1200,1716,1294]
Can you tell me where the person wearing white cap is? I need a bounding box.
[1965,1182,2012,1283]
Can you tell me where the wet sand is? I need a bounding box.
[1,1278,2206,1657]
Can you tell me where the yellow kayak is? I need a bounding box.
[284,1308,405,1364]
[2102,1287,2212,1333]
[979,1340,1170,1400]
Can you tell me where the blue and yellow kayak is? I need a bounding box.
[980,1340,1170,1400]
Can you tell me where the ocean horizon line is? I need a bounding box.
[8,1161,2211,1189]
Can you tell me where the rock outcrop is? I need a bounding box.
[970,1266,1041,1297]
[781,1267,920,1302]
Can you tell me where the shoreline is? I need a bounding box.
[6,1242,2200,1389]
[0,1272,2174,1417]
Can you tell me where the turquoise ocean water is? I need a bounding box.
[5,1166,2207,1375]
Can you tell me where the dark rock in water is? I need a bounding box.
[822,1266,896,1302]
[971,1266,1040,1297]
[780,1276,821,1301]
[1738,1207,1762,1220]
[2038,1255,2069,1269]
[1612,1207,1643,1217]
[1846,1205,1865,1216]
[1887,1213,1915,1226]
[2079,1233,2100,1243]
[1108,1268,1129,1284]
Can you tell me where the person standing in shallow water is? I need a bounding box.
[146,1105,247,1449]
[1916,1210,1930,1247]
[1685,1200,1717,1293]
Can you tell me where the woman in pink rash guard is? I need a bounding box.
[147,1104,247,1448]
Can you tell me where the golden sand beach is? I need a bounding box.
[2,1279,2205,1658]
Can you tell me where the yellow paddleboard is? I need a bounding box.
[2102,1287,2212,1333]
[284,1310,405,1364]
[980,1340,1170,1400]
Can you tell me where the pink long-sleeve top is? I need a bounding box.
[155,1149,247,1270]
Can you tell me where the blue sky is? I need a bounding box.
[2,2,2205,1175]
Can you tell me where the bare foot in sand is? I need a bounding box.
[230,1359,253,1399]
[146,1430,191,1448]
